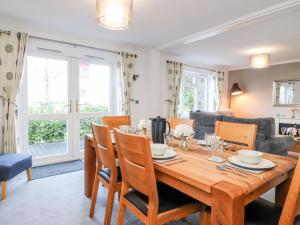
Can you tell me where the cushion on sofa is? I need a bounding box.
[0,154,32,181]
[191,111,224,127]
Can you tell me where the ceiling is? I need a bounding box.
[0,0,299,69]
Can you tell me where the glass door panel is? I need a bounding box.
[76,61,113,152]
[26,54,71,160]
[27,56,69,114]
[79,63,111,113]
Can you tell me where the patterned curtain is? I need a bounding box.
[120,52,136,116]
[167,61,183,118]
[0,32,29,154]
[214,71,225,111]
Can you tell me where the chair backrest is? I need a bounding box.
[102,116,131,130]
[169,117,195,129]
[215,121,257,149]
[91,123,117,176]
[114,129,158,199]
[279,158,300,225]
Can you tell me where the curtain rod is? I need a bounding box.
[30,36,121,55]
[0,30,11,35]
[183,63,219,73]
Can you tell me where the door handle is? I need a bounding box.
[69,100,72,113]
[76,99,79,113]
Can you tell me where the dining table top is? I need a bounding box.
[157,139,295,194]
[85,133,296,198]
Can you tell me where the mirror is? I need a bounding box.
[273,79,300,106]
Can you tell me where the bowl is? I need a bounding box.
[119,125,131,132]
[238,150,263,165]
[151,144,168,156]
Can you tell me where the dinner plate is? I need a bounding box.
[152,148,176,160]
[228,156,276,170]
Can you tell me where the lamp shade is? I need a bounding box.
[230,83,243,96]
[250,54,270,69]
[96,0,133,30]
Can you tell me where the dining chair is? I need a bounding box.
[215,121,257,149]
[102,116,131,130]
[113,129,204,225]
[244,157,300,225]
[169,117,195,129]
[201,158,300,225]
[89,123,122,225]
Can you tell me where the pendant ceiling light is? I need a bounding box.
[96,0,133,30]
[250,53,270,69]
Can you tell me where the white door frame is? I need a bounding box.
[19,50,118,166]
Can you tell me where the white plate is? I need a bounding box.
[228,156,276,170]
[152,148,176,160]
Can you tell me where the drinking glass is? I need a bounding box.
[215,140,224,162]
[205,133,216,152]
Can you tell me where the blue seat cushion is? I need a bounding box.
[0,154,32,182]
[124,182,198,216]
[99,166,122,183]
[245,198,300,225]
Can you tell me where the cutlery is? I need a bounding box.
[217,164,249,178]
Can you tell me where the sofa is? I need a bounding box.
[190,111,294,156]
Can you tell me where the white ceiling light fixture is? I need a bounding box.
[96,0,133,31]
[250,53,270,69]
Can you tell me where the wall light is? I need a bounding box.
[229,83,243,108]
[96,0,133,30]
[250,53,270,69]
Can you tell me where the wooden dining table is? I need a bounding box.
[84,134,296,225]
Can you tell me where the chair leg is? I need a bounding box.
[26,168,32,181]
[116,197,126,225]
[89,177,100,218]
[200,211,211,225]
[1,181,7,200]
[104,184,116,225]
[118,190,121,201]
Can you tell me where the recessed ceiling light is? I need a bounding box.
[96,0,133,31]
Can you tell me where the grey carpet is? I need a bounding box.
[0,171,199,225]
[32,160,83,179]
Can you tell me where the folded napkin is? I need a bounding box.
[225,162,265,174]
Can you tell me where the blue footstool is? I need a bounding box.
[0,154,32,200]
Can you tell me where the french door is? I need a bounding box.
[20,52,116,165]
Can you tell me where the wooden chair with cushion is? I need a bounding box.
[215,121,257,150]
[113,129,204,225]
[169,117,195,129]
[102,116,131,130]
[244,157,300,225]
[201,158,300,225]
[89,123,122,225]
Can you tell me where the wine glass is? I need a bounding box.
[281,127,287,135]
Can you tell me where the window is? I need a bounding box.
[179,69,216,117]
